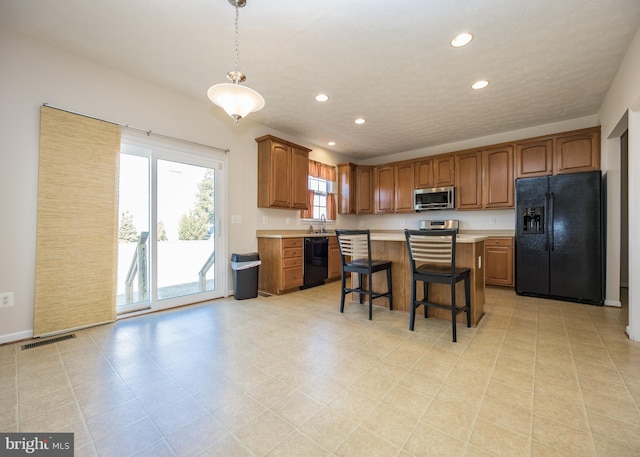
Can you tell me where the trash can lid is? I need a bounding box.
[231,252,260,262]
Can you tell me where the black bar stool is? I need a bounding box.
[404,229,470,342]
[335,229,393,320]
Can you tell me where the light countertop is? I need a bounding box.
[256,230,497,243]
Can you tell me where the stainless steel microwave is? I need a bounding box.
[414,186,455,211]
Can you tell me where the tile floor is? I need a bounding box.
[1,283,640,456]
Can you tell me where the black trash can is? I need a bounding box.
[231,252,261,300]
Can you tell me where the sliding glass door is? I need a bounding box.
[116,132,226,314]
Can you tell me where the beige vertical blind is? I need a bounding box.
[34,106,120,336]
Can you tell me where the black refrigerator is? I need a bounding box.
[515,170,604,305]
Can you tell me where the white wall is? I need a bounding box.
[598,25,640,340]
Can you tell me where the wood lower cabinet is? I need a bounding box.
[257,237,303,295]
[256,135,311,209]
[328,236,341,280]
[484,237,514,286]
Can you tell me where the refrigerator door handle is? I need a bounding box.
[544,192,550,251]
[549,192,555,251]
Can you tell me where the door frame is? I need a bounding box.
[119,130,228,315]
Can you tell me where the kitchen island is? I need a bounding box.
[257,230,487,326]
[363,233,487,325]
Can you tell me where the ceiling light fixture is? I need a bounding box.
[472,80,489,90]
[328,141,336,146]
[355,118,366,125]
[315,94,329,102]
[207,0,264,126]
[451,32,473,47]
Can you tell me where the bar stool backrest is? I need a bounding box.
[336,230,371,264]
[405,229,458,273]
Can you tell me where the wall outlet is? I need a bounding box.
[262,216,268,225]
[489,217,496,225]
[359,220,365,227]
[231,215,242,224]
[0,292,14,308]
[400,219,405,227]
[286,217,291,225]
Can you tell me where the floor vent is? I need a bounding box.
[21,333,76,350]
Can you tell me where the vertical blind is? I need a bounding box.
[34,106,120,336]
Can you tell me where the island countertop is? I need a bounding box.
[256,230,492,243]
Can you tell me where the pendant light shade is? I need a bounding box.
[208,0,264,126]
[207,81,265,123]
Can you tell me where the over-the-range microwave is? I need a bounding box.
[414,186,455,211]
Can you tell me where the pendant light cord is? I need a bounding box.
[234,2,240,81]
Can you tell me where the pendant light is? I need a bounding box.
[207,0,265,126]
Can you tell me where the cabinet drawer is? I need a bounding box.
[487,237,513,247]
[283,257,303,268]
[282,247,302,259]
[283,238,303,248]
[282,267,303,289]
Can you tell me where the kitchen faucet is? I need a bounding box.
[320,214,327,233]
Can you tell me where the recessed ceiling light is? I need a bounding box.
[355,118,366,125]
[451,32,473,47]
[472,80,489,90]
[315,94,329,102]
[328,141,336,146]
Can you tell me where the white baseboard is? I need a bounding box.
[0,330,33,345]
[604,299,622,308]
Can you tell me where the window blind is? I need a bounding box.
[33,106,120,336]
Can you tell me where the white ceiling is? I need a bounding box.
[2,0,639,159]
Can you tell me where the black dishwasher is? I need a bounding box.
[302,237,328,289]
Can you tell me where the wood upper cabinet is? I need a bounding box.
[256,135,311,209]
[515,127,600,178]
[290,146,310,208]
[483,145,514,208]
[394,162,415,212]
[335,126,598,215]
[374,165,395,214]
[484,237,514,286]
[455,150,483,209]
[374,162,414,214]
[337,162,357,214]
[356,166,374,214]
[414,158,434,189]
[554,127,600,175]
[434,155,455,187]
[515,138,553,178]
